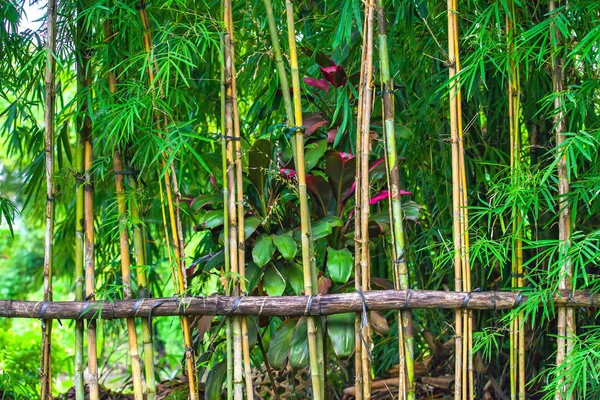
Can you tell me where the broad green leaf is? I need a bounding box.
[263,265,286,296]
[204,250,225,272]
[272,233,298,260]
[252,234,276,267]
[289,317,309,369]
[244,216,262,240]
[304,140,328,172]
[205,360,227,400]
[327,247,353,284]
[286,263,304,295]
[245,262,262,292]
[267,319,297,369]
[200,210,224,229]
[327,313,355,359]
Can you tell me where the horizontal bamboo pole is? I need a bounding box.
[1,290,597,320]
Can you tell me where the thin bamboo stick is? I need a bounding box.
[41,0,57,396]
[354,0,375,397]
[129,177,158,399]
[374,1,414,398]
[74,116,85,400]
[505,3,525,400]
[285,2,325,398]
[136,4,198,396]
[550,2,574,399]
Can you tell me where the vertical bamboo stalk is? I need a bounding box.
[76,1,100,396]
[223,3,255,396]
[222,24,244,399]
[136,4,198,397]
[448,1,473,399]
[505,3,525,400]
[550,2,574,399]
[74,116,85,400]
[103,18,145,399]
[353,8,368,400]
[129,177,158,399]
[40,0,57,396]
[374,1,414,398]
[220,30,234,400]
[354,0,375,398]
[285,2,325,398]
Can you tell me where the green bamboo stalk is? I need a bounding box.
[505,3,525,399]
[41,0,57,396]
[374,1,414,398]
[285,2,325,398]
[129,176,158,400]
[220,30,234,400]
[222,24,244,399]
[550,2,574,399]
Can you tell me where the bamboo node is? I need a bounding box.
[135,2,147,10]
[220,135,241,141]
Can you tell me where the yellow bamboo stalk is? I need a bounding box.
[285,1,325,398]
[136,4,198,397]
[223,3,254,396]
[41,0,57,396]
[354,0,375,397]
[104,19,145,399]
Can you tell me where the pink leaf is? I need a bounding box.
[303,77,330,93]
[281,168,296,179]
[320,65,347,88]
[327,128,339,143]
[303,113,329,136]
[338,152,355,161]
[369,189,412,205]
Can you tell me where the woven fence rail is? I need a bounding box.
[0,289,597,320]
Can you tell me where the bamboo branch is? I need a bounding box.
[374,1,414,398]
[41,0,57,396]
[2,290,597,320]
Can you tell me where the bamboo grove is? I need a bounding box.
[1,0,600,399]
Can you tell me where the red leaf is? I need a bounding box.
[327,128,339,143]
[303,113,329,136]
[369,189,412,205]
[303,77,330,93]
[320,65,347,88]
[281,168,296,179]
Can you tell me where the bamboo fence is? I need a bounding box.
[19,0,587,399]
